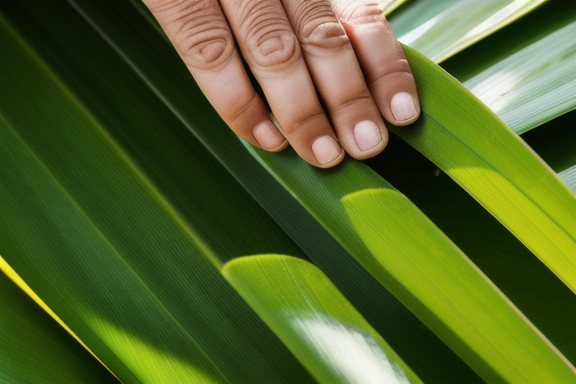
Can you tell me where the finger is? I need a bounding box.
[219,0,345,167]
[142,0,287,151]
[332,0,420,126]
[282,0,388,160]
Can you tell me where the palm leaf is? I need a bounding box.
[223,255,422,384]
[392,45,576,292]
[0,15,315,382]
[387,0,546,62]
[1,1,574,383]
[0,269,119,384]
[442,0,576,134]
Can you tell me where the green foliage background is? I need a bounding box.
[1,0,575,383]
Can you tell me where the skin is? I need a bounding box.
[143,0,420,168]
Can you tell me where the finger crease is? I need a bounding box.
[368,70,414,87]
[229,92,261,125]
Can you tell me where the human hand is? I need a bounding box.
[143,0,420,168]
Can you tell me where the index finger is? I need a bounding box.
[142,0,288,151]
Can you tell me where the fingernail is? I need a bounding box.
[312,135,342,165]
[354,120,382,151]
[391,92,417,122]
[253,121,286,150]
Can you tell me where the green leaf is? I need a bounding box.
[246,145,575,382]
[394,45,576,293]
[0,269,119,384]
[381,0,406,15]
[521,111,576,193]
[2,3,477,382]
[59,1,483,381]
[60,0,574,381]
[365,131,576,364]
[2,1,574,383]
[223,255,422,384]
[388,0,546,62]
[0,12,315,383]
[442,0,576,133]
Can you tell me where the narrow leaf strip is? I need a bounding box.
[246,145,575,383]
[388,0,546,62]
[223,255,421,384]
[463,21,576,133]
[0,14,314,383]
[559,167,576,194]
[0,264,119,384]
[394,45,576,292]
[380,0,406,15]
[441,1,576,134]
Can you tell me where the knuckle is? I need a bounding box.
[240,0,299,69]
[334,1,385,24]
[286,110,326,135]
[370,59,413,85]
[228,92,259,127]
[332,94,373,113]
[294,0,348,50]
[153,0,234,70]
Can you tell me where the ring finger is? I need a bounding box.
[219,0,345,167]
[282,0,388,159]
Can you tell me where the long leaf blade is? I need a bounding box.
[223,255,422,384]
[0,12,315,383]
[388,0,546,62]
[394,45,576,292]
[58,0,575,380]
[442,1,576,134]
[246,143,575,383]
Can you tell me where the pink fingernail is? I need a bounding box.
[253,121,286,150]
[354,120,382,151]
[391,92,417,122]
[312,136,342,165]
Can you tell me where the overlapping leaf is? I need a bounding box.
[1,0,574,383]
[0,270,119,384]
[0,14,316,383]
[223,255,421,384]
[365,130,576,363]
[393,45,576,293]
[442,1,576,134]
[388,0,545,62]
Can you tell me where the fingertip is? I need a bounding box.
[311,135,345,167]
[253,120,288,151]
[390,92,420,126]
[354,120,384,151]
[348,120,388,160]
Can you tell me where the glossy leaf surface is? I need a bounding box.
[60,1,487,381]
[247,145,575,383]
[442,1,576,133]
[394,45,576,293]
[388,0,545,62]
[0,270,119,384]
[366,129,576,364]
[223,255,421,384]
[1,1,574,383]
[0,13,314,383]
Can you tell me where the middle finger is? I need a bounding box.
[220,0,345,167]
[283,0,388,159]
